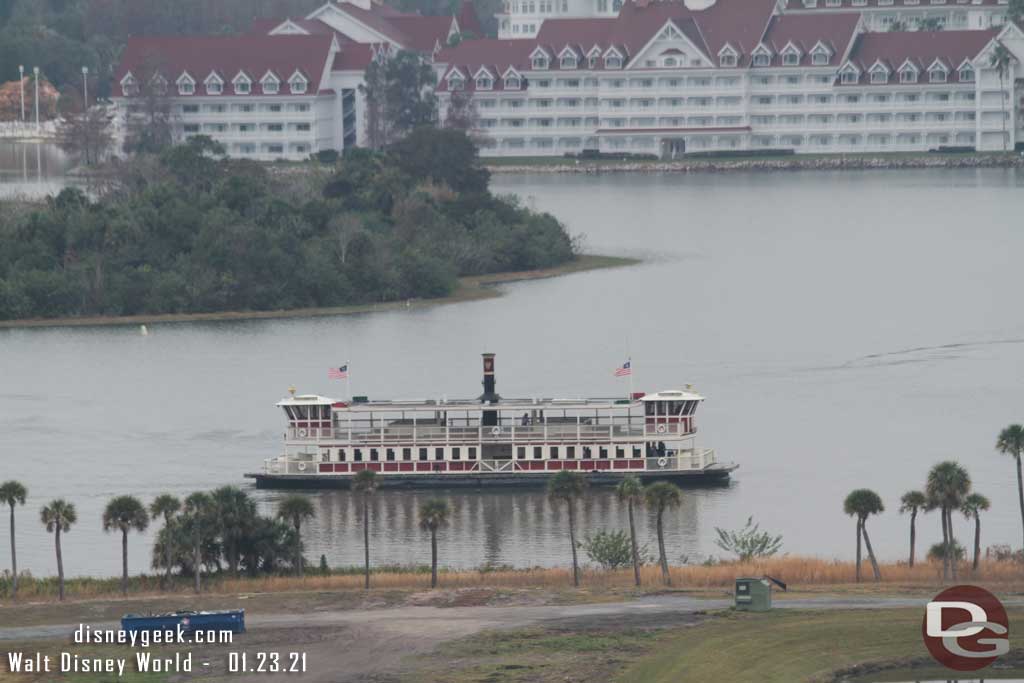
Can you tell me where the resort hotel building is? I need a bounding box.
[112,0,1024,158]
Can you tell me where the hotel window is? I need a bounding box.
[840,69,858,84]
[183,124,200,133]
[929,68,947,83]
[267,144,283,154]
[419,448,428,461]
[263,79,279,94]
[234,79,251,94]
[504,76,521,90]
[517,447,527,459]
[354,449,363,461]
[719,53,737,67]
[290,78,307,94]
[268,104,282,112]
[476,76,493,90]
[182,104,199,113]
[207,81,222,95]
[179,81,194,95]
[782,51,800,66]
[588,55,599,68]
[605,55,622,69]
[870,69,888,84]
[402,448,411,461]
[663,56,678,67]
[561,55,577,69]
[900,69,917,84]
[958,66,974,82]
[448,75,465,91]
[267,123,283,132]
[753,53,770,67]
[784,75,800,85]
[296,123,311,132]
[811,51,829,66]
[532,54,549,69]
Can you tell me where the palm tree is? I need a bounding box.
[899,490,926,568]
[644,481,682,586]
[419,499,450,589]
[927,461,972,581]
[211,486,256,575]
[183,492,212,593]
[616,475,645,587]
[843,489,884,582]
[961,493,991,572]
[996,424,1024,551]
[989,44,1014,152]
[102,496,150,595]
[352,469,379,590]
[149,494,181,590]
[277,494,316,577]
[40,499,77,601]
[547,470,588,587]
[0,481,27,598]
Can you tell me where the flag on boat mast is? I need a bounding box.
[614,358,634,400]
[328,362,352,400]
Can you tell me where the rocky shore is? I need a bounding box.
[487,153,1024,174]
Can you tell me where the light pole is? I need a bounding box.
[18,65,25,123]
[82,66,89,112]
[33,66,40,131]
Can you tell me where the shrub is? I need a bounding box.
[582,530,651,570]
[714,516,784,562]
[928,542,966,562]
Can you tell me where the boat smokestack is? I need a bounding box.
[480,353,500,425]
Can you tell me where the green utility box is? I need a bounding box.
[735,577,773,611]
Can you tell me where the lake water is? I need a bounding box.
[2,167,1023,578]
[0,142,76,200]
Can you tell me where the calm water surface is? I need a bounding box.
[1,168,1023,577]
[0,142,75,199]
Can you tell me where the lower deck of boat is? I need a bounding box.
[245,466,736,489]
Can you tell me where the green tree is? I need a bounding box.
[277,494,316,577]
[582,530,650,571]
[996,424,1024,551]
[56,107,113,166]
[548,470,587,587]
[0,480,27,598]
[149,494,181,590]
[645,482,682,586]
[714,516,783,562]
[102,495,150,595]
[182,492,213,593]
[360,50,437,149]
[899,490,926,568]
[844,489,884,583]
[961,493,991,572]
[418,498,450,589]
[40,499,77,601]
[927,461,972,581]
[989,43,1014,152]
[211,486,256,575]
[1010,0,1024,23]
[389,127,490,196]
[616,475,644,587]
[353,469,379,589]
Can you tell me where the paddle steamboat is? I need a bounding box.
[246,354,736,489]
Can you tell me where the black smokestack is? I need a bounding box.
[479,353,500,426]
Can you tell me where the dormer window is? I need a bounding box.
[261,73,280,95]
[782,48,800,66]
[719,45,738,67]
[177,73,195,96]
[151,75,168,96]
[929,67,947,83]
[476,75,493,90]
[840,65,859,84]
[121,74,138,96]
[588,55,598,68]
[752,47,771,67]
[899,67,917,83]
[560,52,577,69]
[958,65,974,82]
[289,72,308,94]
[448,74,465,91]
[233,73,252,95]
[604,53,622,69]
[533,55,549,69]
[504,75,521,90]
[205,73,223,95]
[869,66,889,84]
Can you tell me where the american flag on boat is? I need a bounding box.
[328,364,349,380]
[613,360,632,377]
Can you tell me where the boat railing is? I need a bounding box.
[291,423,653,443]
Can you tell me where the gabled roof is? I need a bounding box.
[783,0,1005,8]
[840,28,997,84]
[112,34,335,97]
[325,1,453,53]
[760,13,860,66]
[457,0,485,36]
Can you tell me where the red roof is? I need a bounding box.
[457,0,485,37]
[784,0,1003,8]
[759,13,861,66]
[333,43,377,71]
[329,2,452,52]
[842,28,996,83]
[113,34,335,97]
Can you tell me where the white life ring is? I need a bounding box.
[657,457,668,468]
[491,426,502,436]
[298,428,308,438]
[298,462,307,471]
[656,425,667,434]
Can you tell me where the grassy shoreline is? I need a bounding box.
[0,254,636,330]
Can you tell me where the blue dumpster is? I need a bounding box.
[121,609,246,634]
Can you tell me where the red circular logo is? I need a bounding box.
[922,585,1009,671]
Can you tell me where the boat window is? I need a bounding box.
[533,446,543,459]
[615,446,625,458]
[419,448,428,461]
[632,445,642,457]
[599,447,608,459]
[583,446,592,459]
[645,402,656,416]
[468,447,477,460]
[549,446,559,459]
[354,448,363,462]
[294,405,308,419]
[517,447,526,460]
[370,448,379,461]
[435,447,444,461]
[386,448,395,461]
[283,406,296,420]
[402,448,411,461]
[320,405,330,419]
[452,447,461,460]
[566,446,575,459]
[339,449,346,462]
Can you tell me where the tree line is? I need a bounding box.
[844,423,1024,582]
[0,129,576,321]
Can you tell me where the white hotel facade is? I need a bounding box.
[113,0,1024,159]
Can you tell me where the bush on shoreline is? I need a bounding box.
[0,130,576,321]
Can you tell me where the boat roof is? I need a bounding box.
[277,390,704,410]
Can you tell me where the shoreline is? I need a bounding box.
[0,254,637,330]
[485,151,1024,174]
